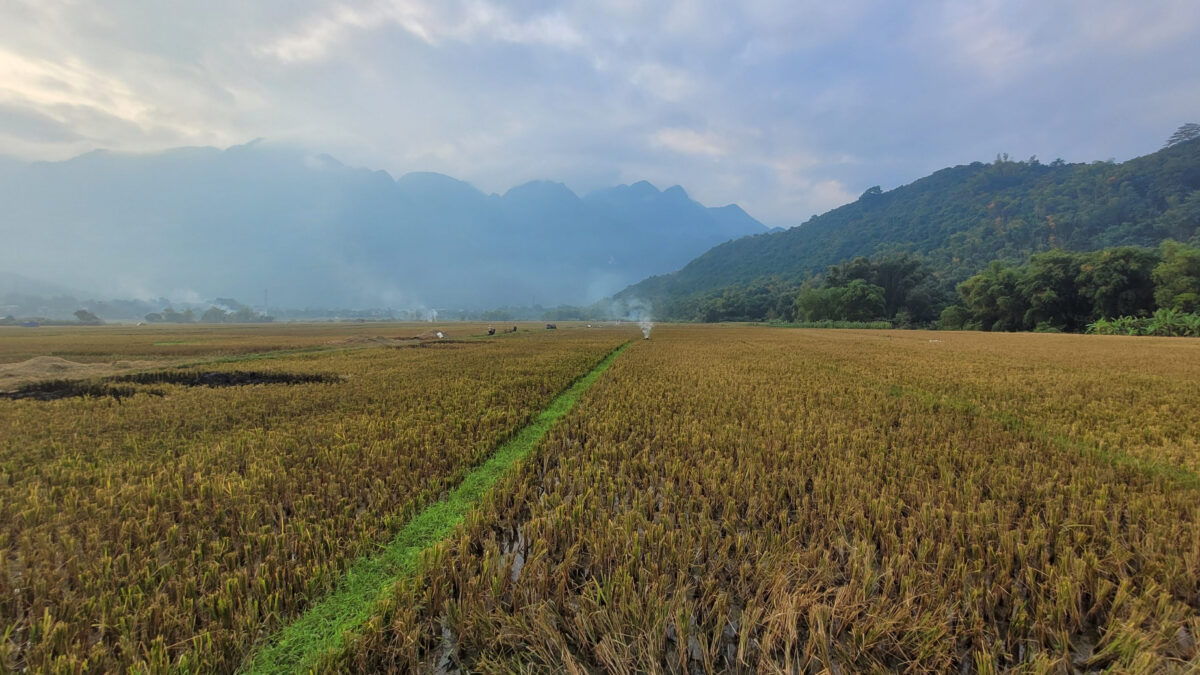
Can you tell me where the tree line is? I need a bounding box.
[941,241,1199,333]
[144,305,274,324]
[657,242,1200,335]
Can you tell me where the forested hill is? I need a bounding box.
[619,137,1200,311]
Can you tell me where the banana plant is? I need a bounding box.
[1146,308,1181,336]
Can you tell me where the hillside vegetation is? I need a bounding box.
[942,241,1200,333]
[621,136,1200,318]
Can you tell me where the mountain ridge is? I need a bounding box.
[618,138,1200,314]
[0,142,769,309]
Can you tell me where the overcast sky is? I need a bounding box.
[1,0,1198,227]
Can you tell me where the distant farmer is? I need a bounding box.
[488,326,496,335]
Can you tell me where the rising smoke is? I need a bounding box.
[618,297,653,339]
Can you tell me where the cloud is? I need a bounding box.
[630,62,697,102]
[0,103,82,143]
[651,127,729,157]
[260,2,435,63]
[261,0,586,64]
[805,179,857,214]
[0,0,1197,229]
[0,48,149,124]
[762,157,858,223]
[921,0,1200,84]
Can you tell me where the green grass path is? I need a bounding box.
[240,341,630,673]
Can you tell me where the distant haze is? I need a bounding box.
[0,142,767,309]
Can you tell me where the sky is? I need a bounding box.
[0,0,1198,227]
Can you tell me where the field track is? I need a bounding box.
[241,341,630,673]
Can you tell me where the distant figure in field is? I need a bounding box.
[546,323,557,330]
[487,326,495,335]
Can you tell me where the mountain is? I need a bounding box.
[0,272,82,299]
[618,138,1200,313]
[0,143,768,309]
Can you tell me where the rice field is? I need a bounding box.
[0,323,625,672]
[330,326,1200,672]
[2,323,1199,672]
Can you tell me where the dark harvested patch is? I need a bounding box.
[111,370,340,387]
[3,370,340,402]
[1,379,162,402]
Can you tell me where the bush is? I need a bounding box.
[1086,310,1200,337]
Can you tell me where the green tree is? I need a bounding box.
[958,262,1027,331]
[1018,251,1090,331]
[824,253,938,321]
[873,254,933,319]
[937,305,972,330]
[1152,240,1200,312]
[793,285,841,322]
[1075,247,1159,319]
[74,309,102,324]
[201,306,228,323]
[229,307,256,322]
[825,256,875,288]
[836,279,886,321]
[1164,123,1200,148]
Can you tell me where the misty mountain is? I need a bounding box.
[0,271,82,299]
[0,142,768,309]
[619,137,1200,314]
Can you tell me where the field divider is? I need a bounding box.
[240,340,631,674]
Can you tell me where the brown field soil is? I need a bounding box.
[0,356,168,392]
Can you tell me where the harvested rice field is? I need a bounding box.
[2,323,1198,672]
